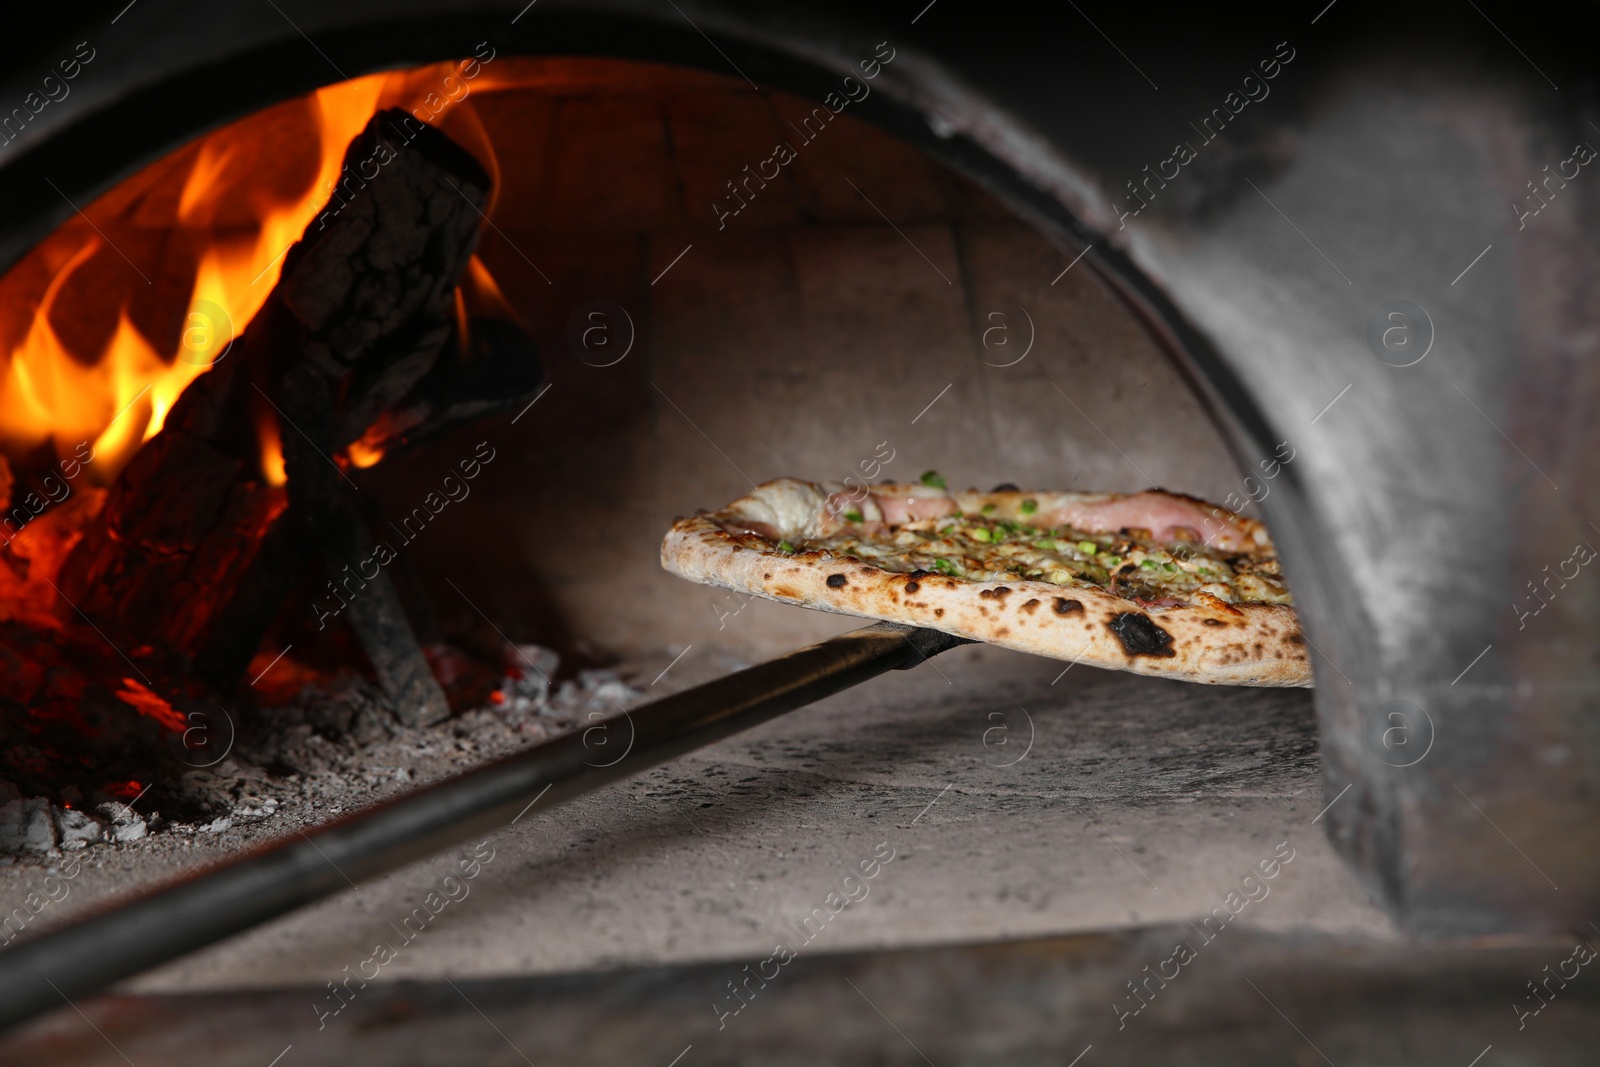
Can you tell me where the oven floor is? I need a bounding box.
[45,636,1392,994]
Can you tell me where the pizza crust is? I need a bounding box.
[661,480,1311,687]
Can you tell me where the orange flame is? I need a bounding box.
[0,58,503,481]
[254,403,288,487]
[464,254,520,322]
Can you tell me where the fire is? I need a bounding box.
[346,427,387,470]
[254,402,288,487]
[0,57,505,483]
[465,254,517,317]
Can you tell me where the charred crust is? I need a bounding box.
[904,580,920,593]
[934,608,945,617]
[826,574,847,588]
[978,586,1012,600]
[1108,613,1176,658]
[1021,598,1040,614]
[1053,597,1084,616]
[991,482,1020,492]
[1202,618,1224,627]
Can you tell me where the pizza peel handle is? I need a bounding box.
[0,623,969,1035]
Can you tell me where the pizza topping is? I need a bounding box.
[873,483,959,525]
[1041,491,1264,553]
[822,490,884,533]
[920,470,947,489]
[720,477,1291,610]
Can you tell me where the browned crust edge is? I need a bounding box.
[661,516,1311,688]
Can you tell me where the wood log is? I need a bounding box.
[58,109,493,725]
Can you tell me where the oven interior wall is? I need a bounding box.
[364,59,1246,664]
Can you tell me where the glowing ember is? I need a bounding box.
[346,428,387,470]
[114,677,186,734]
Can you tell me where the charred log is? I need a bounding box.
[58,109,494,725]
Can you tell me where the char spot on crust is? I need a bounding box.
[1108,613,1177,658]
[1053,597,1084,616]
[763,573,772,580]
[1021,599,1040,614]
[934,608,945,618]
[1202,618,1224,627]
[904,580,920,594]
[826,574,847,588]
[995,626,1010,637]
[1286,633,1305,646]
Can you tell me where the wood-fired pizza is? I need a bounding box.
[661,473,1310,686]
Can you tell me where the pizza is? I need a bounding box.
[660,474,1310,687]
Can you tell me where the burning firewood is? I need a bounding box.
[56,108,524,727]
